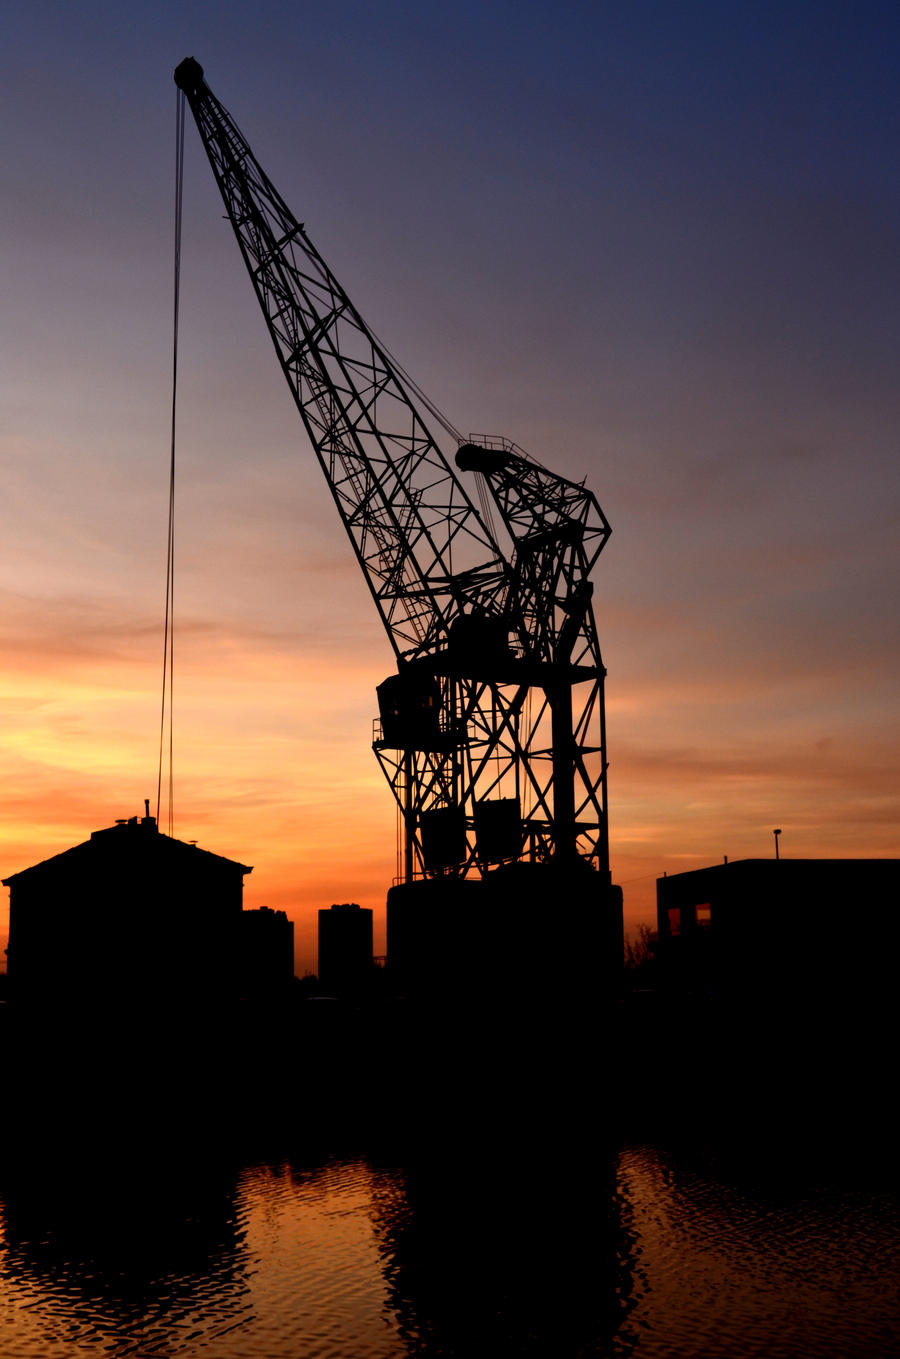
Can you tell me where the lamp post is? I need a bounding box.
[773,828,782,860]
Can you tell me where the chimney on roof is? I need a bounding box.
[141,797,157,832]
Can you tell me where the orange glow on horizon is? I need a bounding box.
[2,594,895,976]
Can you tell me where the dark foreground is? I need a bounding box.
[0,994,897,1358]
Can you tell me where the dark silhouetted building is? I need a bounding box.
[656,858,900,1006]
[318,902,373,994]
[240,905,294,999]
[3,809,252,1015]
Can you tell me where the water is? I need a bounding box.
[1,994,896,1358]
[616,1145,900,1358]
[1,1127,897,1357]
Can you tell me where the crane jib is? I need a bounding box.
[174,57,615,893]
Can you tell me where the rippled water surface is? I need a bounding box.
[615,1145,900,1358]
[0,1155,407,1359]
[1,1134,897,1357]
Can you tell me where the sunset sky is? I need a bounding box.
[2,2,898,973]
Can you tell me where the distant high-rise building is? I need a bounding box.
[3,809,252,1014]
[317,903,373,994]
[240,905,294,999]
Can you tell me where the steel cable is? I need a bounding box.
[156,90,185,836]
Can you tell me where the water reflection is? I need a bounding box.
[368,1136,641,1357]
[617,1141,900,1359]
[0,1088,637,1358]
[231,1158,406,1357]
[0,1136,249,1358]
[1,1040,898,1358]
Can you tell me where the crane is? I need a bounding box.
[173,58,621,970]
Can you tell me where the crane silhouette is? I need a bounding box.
[174,58,619,934]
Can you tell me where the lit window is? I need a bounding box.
[696,903,711,927]
[667,907,681,937]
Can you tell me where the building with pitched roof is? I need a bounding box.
[3,805,252,1015]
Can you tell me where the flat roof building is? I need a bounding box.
[656,858,900,1006]
[240,906,295,999]
[318,903,373,995]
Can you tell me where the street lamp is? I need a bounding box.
[773,828,782,860]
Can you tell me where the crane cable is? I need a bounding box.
[369,326,500,546]
[370,327,462,445]
[156,89,185,836]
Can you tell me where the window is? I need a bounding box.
[667,907,681,937]
[696,903,711,928]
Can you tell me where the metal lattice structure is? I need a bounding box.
[175,58,613,885]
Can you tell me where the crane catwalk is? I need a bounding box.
[174,58,614,889]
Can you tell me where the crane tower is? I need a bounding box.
[174,58,622,987]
